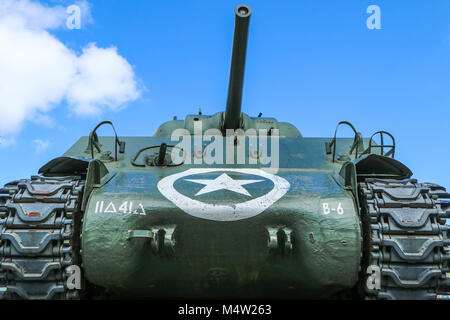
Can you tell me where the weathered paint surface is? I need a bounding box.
[61,134,367,298]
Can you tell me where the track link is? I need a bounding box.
[0,176,84,300]
[359,178,450,299]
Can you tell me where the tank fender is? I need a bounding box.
[349,154,413,180]
[38,156,91,176]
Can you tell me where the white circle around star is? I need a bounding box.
[157,168,290,221]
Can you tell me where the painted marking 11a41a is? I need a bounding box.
[94,200,146,215]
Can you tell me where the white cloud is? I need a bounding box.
[33,138,51,152]
[0,0,67,30]
[67,43,140,115]
[0,0,140,140]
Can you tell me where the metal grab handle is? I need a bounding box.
[368,131,396,158]
[88,121,124,161]
[328,121,360,162]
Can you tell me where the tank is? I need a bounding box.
[1,5,450,300]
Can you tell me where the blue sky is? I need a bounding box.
[0,0,449,187]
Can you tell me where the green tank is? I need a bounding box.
[1,5,450,300]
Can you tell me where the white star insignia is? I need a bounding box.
[185,173,263,197]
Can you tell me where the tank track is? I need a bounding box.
[359,178,450,299]
[0,176,85,300]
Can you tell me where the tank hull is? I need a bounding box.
[81,168,362,298]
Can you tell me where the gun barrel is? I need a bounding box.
[223,5,251,131]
